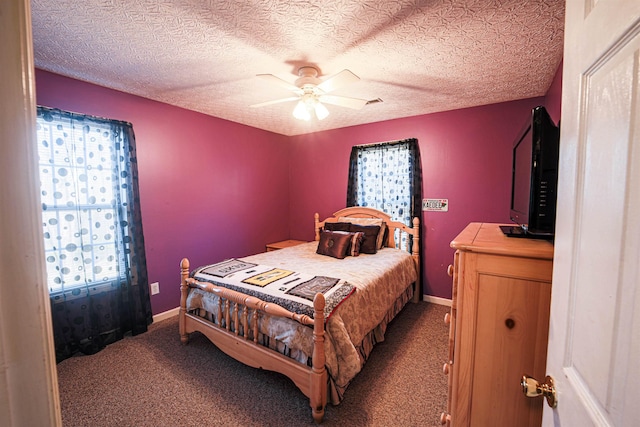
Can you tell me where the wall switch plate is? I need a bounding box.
[423,198,449,212]
[150,282,160,295]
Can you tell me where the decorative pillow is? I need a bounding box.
[348,224,381,254]
[323,221,351,232]
[338,216,387,249]
[316,230,353,259]
[338,217,383,227]
[378,222,389,250]
[348,232,365,257]
[377,222,388,249]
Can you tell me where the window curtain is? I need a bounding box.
[36,106,152,363]
[346,138,423,248]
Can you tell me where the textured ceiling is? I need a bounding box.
[31,0,565,136]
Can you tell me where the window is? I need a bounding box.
[37,106,152,362]
[36,108,131,293]
[346,138,423,248]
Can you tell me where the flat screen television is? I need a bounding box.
[501,106,560,240]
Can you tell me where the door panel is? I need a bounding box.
[545,1,640,425]
[571,46,635,407]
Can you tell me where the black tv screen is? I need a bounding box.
[503,106,560,240]
[511,126,533,221]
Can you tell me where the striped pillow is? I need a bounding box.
[348,232,364,256]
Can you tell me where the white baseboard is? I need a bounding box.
[153,307,179,323]
[422,295,452,307]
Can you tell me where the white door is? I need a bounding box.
[544,1,640,426]
[1,0,61,425]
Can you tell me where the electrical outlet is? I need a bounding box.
[150,282,160,295]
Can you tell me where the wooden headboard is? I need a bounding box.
[314,207,421,302]
[314,206,419,248]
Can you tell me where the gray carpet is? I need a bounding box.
[57,302,449,426]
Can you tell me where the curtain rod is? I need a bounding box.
[353,137,417,148]
[37,105,133,128]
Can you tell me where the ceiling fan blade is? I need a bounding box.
[250,97,300,108]
[317,69,360,93]
[256,74,301,93]
[318,94,368,110]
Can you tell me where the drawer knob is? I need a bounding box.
[447,264,454,277]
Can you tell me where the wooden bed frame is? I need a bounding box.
[179,207,420,423]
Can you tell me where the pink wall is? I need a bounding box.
[35,63,563,311]
[35,70,291,314]
[545,61,563,125]
[288,98,554,299]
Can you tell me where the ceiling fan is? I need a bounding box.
[250,66,371,121]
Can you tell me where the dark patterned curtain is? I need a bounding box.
[346,138,423,248]
[36,106,152,363]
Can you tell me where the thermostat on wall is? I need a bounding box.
[422,198,449,212]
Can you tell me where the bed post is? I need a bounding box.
[412,217,421,303]
[314,212,321,241]
[310,292,327,424]
[179,258,190,344]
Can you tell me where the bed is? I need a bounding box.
[179,207,420,423]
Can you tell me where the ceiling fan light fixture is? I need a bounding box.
[293,100,311,121]
[255,66,369,121]
[314,101,329,120]
[292,95,329,121]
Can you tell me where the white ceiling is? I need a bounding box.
[31,0,565,136]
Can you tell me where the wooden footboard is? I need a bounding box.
[179,258,328,423]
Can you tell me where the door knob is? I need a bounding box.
[521,375,557,408]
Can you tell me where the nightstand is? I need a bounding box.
[265,239,307,252]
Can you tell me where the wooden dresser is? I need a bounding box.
[441,223,554,426]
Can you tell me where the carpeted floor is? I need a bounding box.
[56,302,449,426]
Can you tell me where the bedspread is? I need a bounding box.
[185,241,417,400]
[192,259,355,319]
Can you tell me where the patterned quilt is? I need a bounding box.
[192,258,355,319]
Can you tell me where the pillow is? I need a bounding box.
[338,216,387,249]
[323,221,351,232]
[376,222,388,249]
[347,232,364,257]
[316,230,353,259]
[378,223,388,249]
[348,224,380,254]
[338,217,383,227]
[349,220,387,250]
